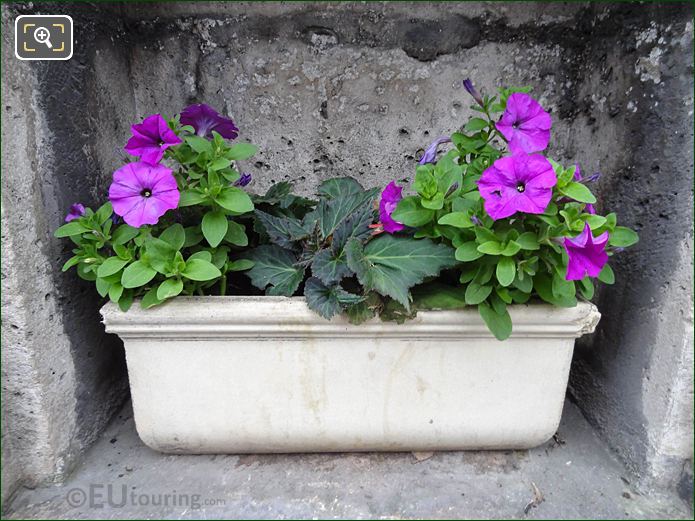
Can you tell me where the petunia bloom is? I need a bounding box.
[496,93,552,154]
[573,164,595,214]
[563,223,609,280]
[124,114,182,164]
[108,162,180,228]
[179,104,239,140]
[478,153,557,220]
[463,79,484,107]
[234,172,252,187]
[418,137,451,165]
[379,181,405,234]
[65,203,86,222]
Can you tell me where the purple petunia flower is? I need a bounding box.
[234,172,252,187]
[418,137,451,165]
[180,104,239,140]
[108,162,180,228]
[563,223,609,281]
[379,181,405,234]
[573,164,595,214]
[65,203,86,222]
[496,93,552,154]
[463,79,484,107]
[124,114,182,165]
[478,153,557,220]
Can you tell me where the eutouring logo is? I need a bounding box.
[65,484,225,509]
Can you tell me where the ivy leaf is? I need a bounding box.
[391,196,435,227]
[255,210,311,248]
[202,210,228,247]
[345,235,456,309]
[97,257,129,278]
[246,245,304,296]
[496,257,516,287]
[559,182,597,204]
[317,177,366,199]
[121,261,157,289]
[608,226,639,247]
[478,302,512,341]
[157,278,184,300]
[304,277,364,319]
[215,187,254,213]
[311,248,352,285]
[181,259,222,281]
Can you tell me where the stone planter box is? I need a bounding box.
[101,296,600,453]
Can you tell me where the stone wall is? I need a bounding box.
[1,1,692,506]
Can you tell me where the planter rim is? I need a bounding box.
[101,296,600,340]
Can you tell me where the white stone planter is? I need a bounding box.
[101,296,600,453]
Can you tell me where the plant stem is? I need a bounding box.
[219,274,227,296]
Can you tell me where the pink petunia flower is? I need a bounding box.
[496,93,552,154]
[478,153,557,220]
[108,162,180,228]
[179,104,239,140]
[379,181,405,234]
[124,114,182,164]
[563,223,609,280]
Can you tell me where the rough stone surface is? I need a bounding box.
[5,400,691,519]
[1,0,692,509]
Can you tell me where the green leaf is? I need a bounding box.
[159,224,185,251]
[598,264,615,284]
[121,261,157,289]
[478,302,512,341]
[246,245,304,296]
[464,117,489,132]
[534,274,577,307]
[188,251,212,262]
[552,273,576,299]
[95,202,113,224]
[317,177,365,199]
[578,277,595,299]
[178,190,207,207]
[108,282,124,303]
[111,224,140,245]
[609,226,639,247]
[496,257,516,287]
[560,182,597,204]
[331,203,374,250]
[181,259,222,281]
[464,282,492,305]
[157,278,184,300]
[345,235,456,309]
[516,232,539,250]
[421,192,445,210]
[411,283,467,310]
[215,187,254,213]
[61,256,82,272]
[140,286,164,309]
[185,136,212,154]
[477,241,504,255]
[500,240,521,256]
[202,211,228,247]
[118,291,134,311]
[184,226,204,247]
[312,248,351,285]
[227,259,254,271]
[226,143,258,161]
[96,277,111,298]
[391,196,435,227]
[224,221,248,246]
[315,190,378,238]
[304,277,363,319]
[54,221,88,238]
[438,211,474,228]
[455,242,484,262]
[209,158,232,171]
[97,257,129,278]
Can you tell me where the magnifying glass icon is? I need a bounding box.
[33,26,53,49]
